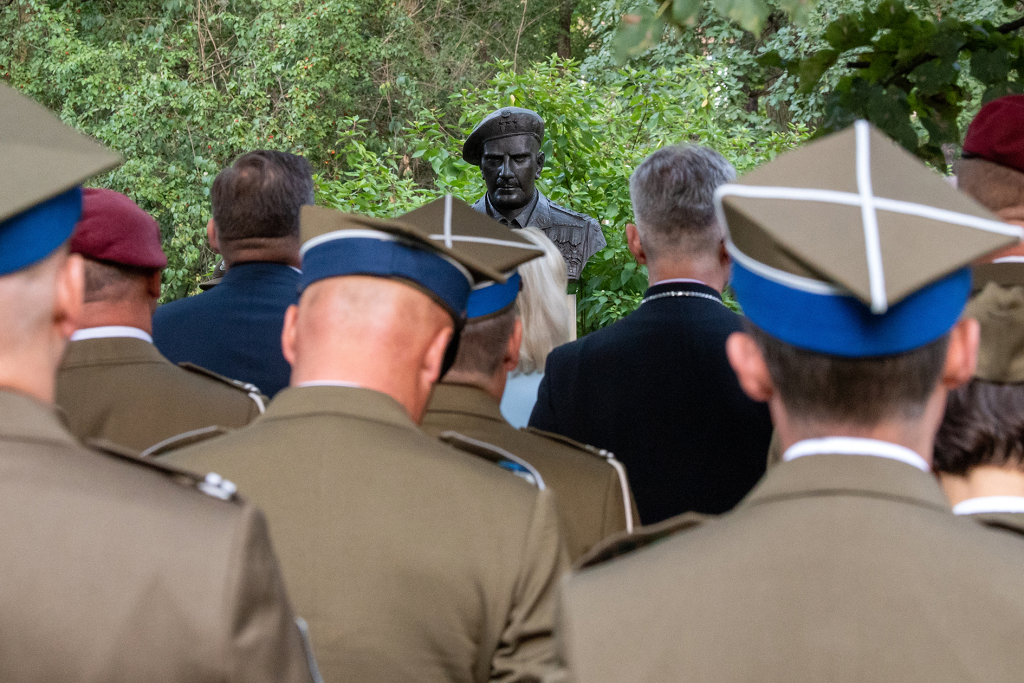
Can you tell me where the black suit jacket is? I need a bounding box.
[529,281,772,524]
[153,262,298,398]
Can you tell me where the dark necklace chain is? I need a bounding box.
[640,290,725,306]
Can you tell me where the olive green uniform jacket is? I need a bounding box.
[422,383,639,561]
[556,453,1024,683]
[0,389,312,683]
[165,385,569,683]
[56,336,264,452]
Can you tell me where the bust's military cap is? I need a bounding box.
[462,107,544,166]
[299,195,543,320]
[718,119,1023,356]
[0,83,120,275]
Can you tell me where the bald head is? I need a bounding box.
[0,247,84,402]
[282,276,455,422]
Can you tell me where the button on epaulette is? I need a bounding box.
[524,426,636,533]
[524,426,612,459]
[439,431,546,490]
[573,511,710,571]
[178,362,267,414]
[85,437,241,502]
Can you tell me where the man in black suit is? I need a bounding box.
[529,145,772,524]
[153,151,313,397]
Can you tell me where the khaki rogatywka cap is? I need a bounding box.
[968,265,1024,383]
[298,196,543,317]
[0,83,121,224]
[720,121,1020,313]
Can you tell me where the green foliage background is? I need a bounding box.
[7,0,1009,334]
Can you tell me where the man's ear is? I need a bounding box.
[535,150,545,177]
[55,253,85,339]
[725,331,775,403]
[423,324,455,387]
[626,223,647,265]
[281,304,299,367]
[718,238,730,268]
[146,269,163,302]
[206,218,220,254]
[942,317,979,390]
[503,317,524,373]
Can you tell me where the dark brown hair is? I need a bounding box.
[83,258,157,303]
[450,305,518,376]
[211,150,314,242]
[748,323,949,425]
[933,379,1024,475]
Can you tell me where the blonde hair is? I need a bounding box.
[512,227,572,374]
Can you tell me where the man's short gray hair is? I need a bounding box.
[629,145,736,258]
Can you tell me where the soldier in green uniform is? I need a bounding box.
[0,83,315,683]
[165,197,570,683]
[555,122,1024,683]
[421,263,639,561]
[932,95,1024,532]
[934,264,1024,530]
[56,188,265,453]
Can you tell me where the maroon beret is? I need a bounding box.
[962,95,1024,174]
[71,188,167,269]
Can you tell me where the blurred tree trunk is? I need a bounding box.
[556,0,573,58]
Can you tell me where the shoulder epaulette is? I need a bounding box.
[969,512,1024,538]
[438,431,546,490]
[140,425,230,458]
[574,511,711,571]
[548,201,592,223]
[525,427,636,532]
[85,436,240,502]
[178,362,267,414]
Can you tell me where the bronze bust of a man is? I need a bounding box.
[463,107,606,280]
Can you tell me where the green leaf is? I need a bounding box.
[971,48,1010,84]
[776,0,816,27]
[712,0,771,35]
[672,0,702,26]
[612,10,667,64]
[797,49,838,93]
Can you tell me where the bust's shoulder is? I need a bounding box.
[542,195,597,226]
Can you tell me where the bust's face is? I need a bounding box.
[481,135,545,213]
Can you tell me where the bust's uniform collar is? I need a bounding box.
[739,447,951,514]
[262,385,418,431]
[427,383,505,424]
[0,389,80,449]
[484,191,542,229]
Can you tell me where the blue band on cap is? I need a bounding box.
[731,259,971,357]
[467,272,521,319]
[300,236,472,317]
[0,187,82,277]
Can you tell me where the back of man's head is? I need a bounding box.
[955,158,1024,214]
[748,323,950,427]
[211,150,314,243]
[629,145,736,259]
[449,306,519,379]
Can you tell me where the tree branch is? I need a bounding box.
[997,15,1024,33]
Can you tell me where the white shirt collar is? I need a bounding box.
[782,437,930,473]
[295,381,362,389]
[953,496,1024,515]
[70,326,153,344]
